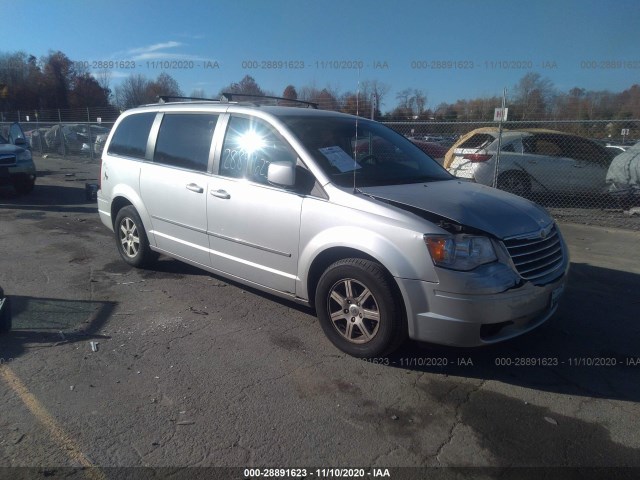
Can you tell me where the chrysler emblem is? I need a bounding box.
[540,224,553,239]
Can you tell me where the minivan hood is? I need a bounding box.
[360,180,552,239]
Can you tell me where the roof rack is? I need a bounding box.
[157,95,221,104]
[220,93,318,109]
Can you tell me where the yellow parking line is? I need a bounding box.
[0,364,106,480]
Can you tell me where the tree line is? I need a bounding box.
[1,50,639,123]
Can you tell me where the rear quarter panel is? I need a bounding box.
[98,157,152,243]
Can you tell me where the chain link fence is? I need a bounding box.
[2,107,639,230]
[0,107,119,161]
[385,119,640,231]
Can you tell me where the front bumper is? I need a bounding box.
[0,164,36,186]
[397,269,567,347]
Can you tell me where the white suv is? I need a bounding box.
[98,96,569,357]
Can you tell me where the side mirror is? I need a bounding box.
[267,161,295,187]
[14,137,26,146]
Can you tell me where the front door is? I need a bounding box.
[206,115,302,294]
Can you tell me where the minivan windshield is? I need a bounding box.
[281,115,452,187]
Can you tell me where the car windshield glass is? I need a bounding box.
[0,135,7,144]
[459,133,496,150]
[280,115,452,187]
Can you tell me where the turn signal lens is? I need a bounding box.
[425,237,453,264]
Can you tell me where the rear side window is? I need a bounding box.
[458,133,496,150]
[565,138,609,164]
[108,113,155,159]
[501,143,515,152]
[154,114,219,172]
[526,135,563,156]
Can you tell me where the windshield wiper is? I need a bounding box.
[403,175,448,183]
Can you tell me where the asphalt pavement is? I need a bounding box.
[0,155,639,479]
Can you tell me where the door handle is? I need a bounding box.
[210,189,230,199]
[572,163,584,168]
[186,183,204,193]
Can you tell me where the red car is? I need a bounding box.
[408,139,449,164]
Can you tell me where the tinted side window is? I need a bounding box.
[501,143,515,152]
[458,133,496,149]
[565,138,609,164]
[219,116,297,184]
[154,114,218,172]
[532,136,563,156]
[108,113,155,159]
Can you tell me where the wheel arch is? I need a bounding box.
[306,246,406,319]
[497,169,532,194]
[110,196,134,229]
[108,186,155,246]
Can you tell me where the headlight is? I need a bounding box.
[17,150,32,162]
[424,234,497,271]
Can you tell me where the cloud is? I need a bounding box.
[119,41,209,62]
[131,52,208,62]
[127,41,183,56]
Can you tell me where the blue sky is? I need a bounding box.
[3,0,640,111]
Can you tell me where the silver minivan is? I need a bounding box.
[97,97,569,357]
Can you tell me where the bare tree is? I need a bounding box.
[114,74,153,109]
[512,73,555,120]
[95,69,112,92]
[219,75,264,96]
[149,72,183,99]
[360,80,390,119]
[392,88,427,119]
[297,82,342,111]
[413,89,427,116]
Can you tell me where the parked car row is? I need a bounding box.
[443,128,621,197]
[24,123,111,156]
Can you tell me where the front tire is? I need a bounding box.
[114,206,157,268]
[315,258,406,358]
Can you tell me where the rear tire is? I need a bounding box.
[114,206,157,268]
[497,171,531,197]
[315,258,407,358]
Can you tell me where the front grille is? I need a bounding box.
[0,155,17,167]
[503,225,564,282]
